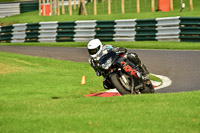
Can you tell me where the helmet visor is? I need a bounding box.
[88,45,101,55]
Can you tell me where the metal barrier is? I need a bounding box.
[74,20,96,42]
[11,23,27,43]
[135,19,157,41]
[57,22,76,42]
[114,19,136,42]
[20,2,38,13]
[156,16,180,42]
[0,3,20,18]
[0,17,200,43]
[0,25,14,43]
[95,20,116,41]
[180,17,200,42]
[0,2,38,18]
[25,23,40,42]
[39,22,58,42]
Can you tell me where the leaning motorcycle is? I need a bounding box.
[95,51,155,95]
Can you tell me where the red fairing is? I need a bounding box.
[120,54,124,57]
[121,61,138,78]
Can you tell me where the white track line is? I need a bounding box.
[151,74,172,90]
[106,74,172,92]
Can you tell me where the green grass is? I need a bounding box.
[0,0,20,2]
[1,10,200,26]
[0,0,200,26]
[0,1,199,132]
[0,52,199,133]
[1,41,200,50]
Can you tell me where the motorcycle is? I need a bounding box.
[95,51,155,95]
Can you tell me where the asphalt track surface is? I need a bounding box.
[0,45,200,93]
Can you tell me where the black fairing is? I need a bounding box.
[99,51,117,65]
[96,51,118,72]
[96,51,139,82]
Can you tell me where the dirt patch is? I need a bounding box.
[14,58,40,66]
[0,63,20,74]
[0,22,14,26]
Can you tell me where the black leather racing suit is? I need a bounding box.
[88,45,148,89]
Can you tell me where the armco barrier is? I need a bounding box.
[0,3,20,18]
[95,20,116,41]
[180,17,200,42]
[25,23,40,42]
[20,2,38,13]
[74,20,96,42]
[0,25,14,43]
[135,19,157,41]
[0,17,200,43]
[39,22,58,42]
[156,17,180,42]
[57,22,76,42]
[114,19,136,42]
[0,2,38,18]
[11,23,27,43]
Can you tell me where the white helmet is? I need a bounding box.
[87,39,103,58]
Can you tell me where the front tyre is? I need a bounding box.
[110,73,132,95]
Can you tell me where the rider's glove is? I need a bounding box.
[112,47,127,54]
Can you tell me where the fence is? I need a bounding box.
[0,17,200,43]
[39,0,199,16]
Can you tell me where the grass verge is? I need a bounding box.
[1,10,200,26]
[1,41,200,50]
[0,1,200,26]
[0,52,199,133]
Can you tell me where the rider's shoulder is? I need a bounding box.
[88,55,93,60]
[103,44,113,50]
[88,55,96,61]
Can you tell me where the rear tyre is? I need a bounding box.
[110,73,132,95]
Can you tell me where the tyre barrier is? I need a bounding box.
[0,17,200,43]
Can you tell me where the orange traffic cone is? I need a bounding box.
[80,76,86,85]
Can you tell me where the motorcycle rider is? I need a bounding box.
[87,39,149,89]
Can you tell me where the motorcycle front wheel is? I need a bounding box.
[110,73,133,95]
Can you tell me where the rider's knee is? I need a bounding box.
[127,53,141,66]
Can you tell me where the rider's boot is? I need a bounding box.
[127,53,141,66]
[127,53,149,75]
[126,53,151,84]
[103,78,115,90]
